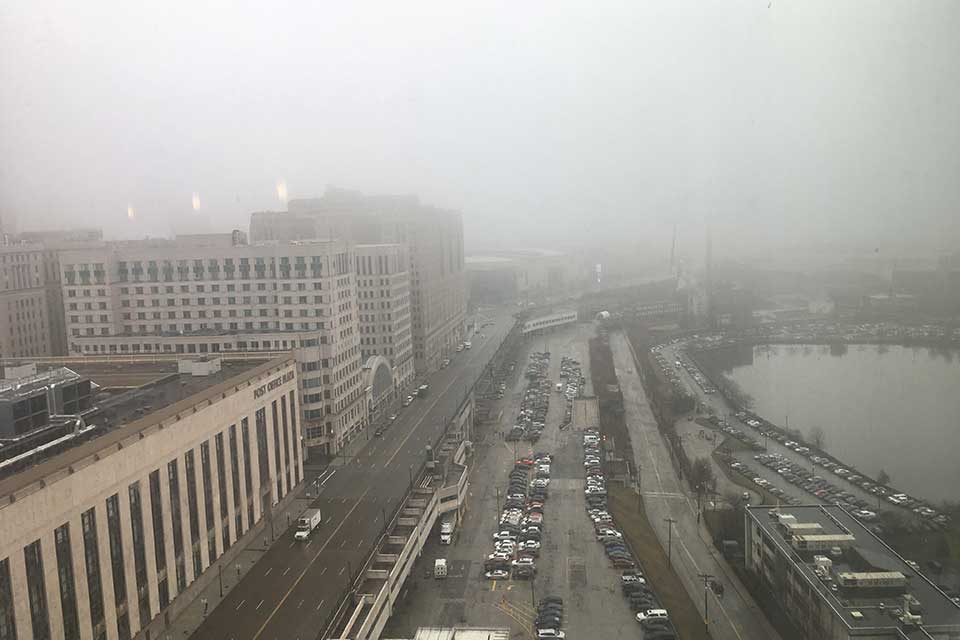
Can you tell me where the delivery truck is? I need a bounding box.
[435,558,447,578]
[294,508,322,541]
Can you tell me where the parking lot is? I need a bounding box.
[382,323,644,638]
[653,340,951,535]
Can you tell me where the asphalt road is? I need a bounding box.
[190,310,516,640]
[609,331,782,640]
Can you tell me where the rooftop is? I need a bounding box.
[410,627,511,640]
[0,355,290,501]
[747,504,960,634]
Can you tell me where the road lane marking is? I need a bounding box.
[252,486,371,639]
[255,599,264,611]
[235,600,245,610]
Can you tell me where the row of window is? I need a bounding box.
[0,392,299,640]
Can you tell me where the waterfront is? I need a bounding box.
[707,343,960,504]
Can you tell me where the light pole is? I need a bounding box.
[698,573,715,634]
[664,518,676,568]
[408,464,414,490]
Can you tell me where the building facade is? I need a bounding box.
[0,245,55,360]
[56,235,366,455]
[251,188,467,374]
[355,244,414,394]
[0,356,299,640]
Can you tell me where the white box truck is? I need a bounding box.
[434,558,447,578]
[294,509,322,541]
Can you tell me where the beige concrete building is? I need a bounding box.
[0,245,54,360]
[251,187,467,374]
[355,244,414,395]
[56,234,366,455]
[0,355,299,640]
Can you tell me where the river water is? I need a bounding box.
[706,343,960,504]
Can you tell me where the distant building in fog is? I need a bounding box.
[250,188,466,374]
[0,244,63,358]
[465,249,580,304]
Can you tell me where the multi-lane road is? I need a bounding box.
[191,311,515,640]
[609,331,782,640]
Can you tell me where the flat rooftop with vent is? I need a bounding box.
[745,504,960,639]
[0,356,270,482]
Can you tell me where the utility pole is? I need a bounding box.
[698,573,715,634]
[664,518,676,568]
[696,484,702,524]
[218,563,223,597]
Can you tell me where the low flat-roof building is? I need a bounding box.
[745,504,960,639]
[0,355,299,640]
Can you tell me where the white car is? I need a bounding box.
[537,630,565,639]
[485,569,509,580]
[636,609,669,622]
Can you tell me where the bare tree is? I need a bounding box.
[877,469,891,486]
[809,426,827,450]
[692,457,715,492]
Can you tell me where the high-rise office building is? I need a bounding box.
[0,244,56,360]
[355,243,414,395]
[56,233,365,455]
[251,188,466,374]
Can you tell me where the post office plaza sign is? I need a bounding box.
[253,370,296,399]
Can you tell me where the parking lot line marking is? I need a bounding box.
[264,568,272,577]
[235,599,245,610]
[255,599,264,611]
[320,566,327,575]
[297,599,303,609]
[316,599,325,610]
[338,566,346,576]
[490,581,496,591]
[282,567,290,576]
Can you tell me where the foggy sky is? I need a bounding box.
[2,1,958,258]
